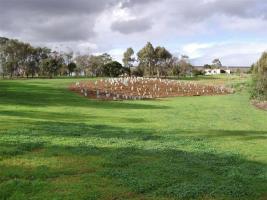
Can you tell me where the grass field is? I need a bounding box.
[0,76,266,200]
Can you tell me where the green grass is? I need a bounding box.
[0,76,266,200]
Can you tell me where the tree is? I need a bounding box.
[204,64,212,69]
[100,53,113,65]
[0,39,22,78]
[137,42,155,76]
[251,52,267,100]
[171,56,180,76]
[0,38,51,78]
[212,58,222,68]
[64,51,73,66]
[0,37,9,77]
[19,43,36,78]
[123,47,135,76]
[67,62,77,76]
[103,61,123,77]
[178,55,192,76]
[75,55,91,76]
[155,46,172,77]
[40,51,64,78]
[90,53,113,77]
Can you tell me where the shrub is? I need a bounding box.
[103,61,123,77]
[192,68,204,76]
[132,66,144,77]
[251,52,267,100]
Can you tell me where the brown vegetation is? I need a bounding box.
[70,77,233,101]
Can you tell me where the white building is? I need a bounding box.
[204,68,231,75]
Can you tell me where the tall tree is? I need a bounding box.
[212,58,222,68]
[67,62,77,76]
[155,46,172,77]
[122,47,135,76]
[1,39,22,78]
[137,42,155,76]
[178,55,192,77]
[40,51,64,78]
[64,51,73,65]
[75,55,91,76]
[0,37,9,77]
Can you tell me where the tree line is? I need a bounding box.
[0,37,198,79]
[123,42,193,77]
[0,37,129,78]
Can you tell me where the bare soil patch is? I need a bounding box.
[69,77,233,101]
[252,100,267,111]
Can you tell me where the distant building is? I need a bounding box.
[70,71,86,77]
[194,65,250,75]
[204,68,231,75]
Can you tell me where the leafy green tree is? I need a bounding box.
[90,54,113,77]
[67,62,77,76]
[123,47,135,76]
[40,51,64,78]
[103,61,123,77]
[137,42,155,76]
[171,56,180,76]
[0,39,22,78]
[155,46,172,77]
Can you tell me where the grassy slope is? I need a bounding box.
[0,76,266,200]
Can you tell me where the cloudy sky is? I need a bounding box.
[1,0,267,66]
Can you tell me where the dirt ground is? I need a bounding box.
[252,100,267,111]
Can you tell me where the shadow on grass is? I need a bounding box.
[0,120,267,199]
[14,120,267,141]
[0,81,169,109]
[0,140,266,200]
[3,119,266,142]
[164,129,267,141]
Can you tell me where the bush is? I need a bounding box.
[103,61,123,77]
[192,69,204,76]
[132,66,144,77]
[251,52,267,100]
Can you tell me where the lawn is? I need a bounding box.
[0,76,266,200]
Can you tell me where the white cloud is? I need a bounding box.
[186,42,267,66]
[182,43,215,58]
[108,48,125,62]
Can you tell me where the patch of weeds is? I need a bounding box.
[0,179,47,200]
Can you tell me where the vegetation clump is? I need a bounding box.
[70,77,233,101]
[251,52,267,100]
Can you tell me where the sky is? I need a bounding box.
[1,0,267,66]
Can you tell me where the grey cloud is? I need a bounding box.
[0,0,115,15]
[111,18,153,34]
[169,0,267,22]
[0,0,267,66]
[120,0,158,8]
[27,17,95,42]
[0,0,119,42]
